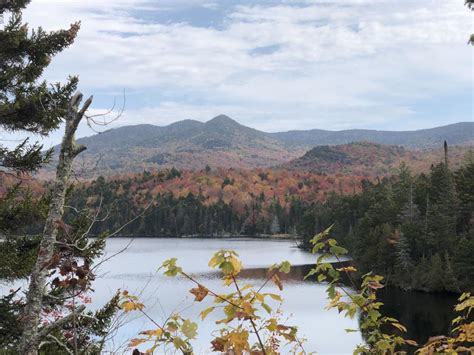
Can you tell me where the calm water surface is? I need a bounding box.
[87,238,456,354]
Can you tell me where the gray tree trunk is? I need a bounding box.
[19,92,92,355]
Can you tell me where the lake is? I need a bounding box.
[91,238,458,354]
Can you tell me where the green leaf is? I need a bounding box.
[329,245,348,255]
[328,268,340,280]
[279,261,291,274]
[347,304,357,319]
[161,258,183,277]
[376,339,392,351]
[367,309,381,322]
[327,284,336,299]
[328,239,338,247]
[317,254,330,263]
[312,242,325,253]
[322,225,334,235]
[181,319,198,339]
[261,303,272,314]
[304,268,318,280]
[220,261,234,274]
[172,337,187,350]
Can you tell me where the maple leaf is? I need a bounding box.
[211,337,225,352]
[189,284,208,302]
[121,301,145,312]
[181,319,198,339]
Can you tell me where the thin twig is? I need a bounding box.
[232,274,266,354]
[179,271,243,310]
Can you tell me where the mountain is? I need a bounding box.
[47,116,472,176]
[271,122,474,149]
[66,115,303,175]
[282,142,471,176]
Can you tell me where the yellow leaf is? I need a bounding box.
[242,302,254,315]
[266,293,282,302]
[272,274,283,291]
[200,307,215,320]
[208,255,221,268]
[241,284,253,291]
[129,338,146,347]
[228,330,249,354]
[120,301,145,313]
[140,329,163,338]
[223,275,234,286]
[391,322,407,332]
[229,255,242,274]
[336,266,357,273]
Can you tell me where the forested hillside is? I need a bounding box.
[282,142,470,175]
[64,168,363,237]
[299,156,474,293]
[55,115,303,175]
[7,145,474,293]
[44,118,474,176]
[59,152,474,293]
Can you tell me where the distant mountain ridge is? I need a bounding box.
[271,122,474,149]
[49,116,472,176]
[69,115,301,175]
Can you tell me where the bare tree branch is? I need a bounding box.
[37,305,86,341]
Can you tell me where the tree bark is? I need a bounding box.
[19,92,92,355]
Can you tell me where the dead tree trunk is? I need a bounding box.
[19,92,92,355]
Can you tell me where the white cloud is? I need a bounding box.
[12,0,472,142]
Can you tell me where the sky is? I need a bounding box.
[2,0,473,147]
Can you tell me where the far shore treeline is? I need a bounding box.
[4,149,472,294]
[44,152,474,294]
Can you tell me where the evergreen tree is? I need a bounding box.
[0,0,79,173]
[395,232,413,272]
[466,0,474,44]
[0,0,80,281]
[0,2,120,353]
[455,151,474,234]
[426,163,458,254]
[270,215,280,234]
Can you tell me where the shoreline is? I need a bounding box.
[100,233,303,240]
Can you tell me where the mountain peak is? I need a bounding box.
[206,114,239,126]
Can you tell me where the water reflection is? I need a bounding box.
[200,264,314,283]
[378,287,457,345]
[89,238,456,353]
[95,238,362,353]
[206,263,458,347]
